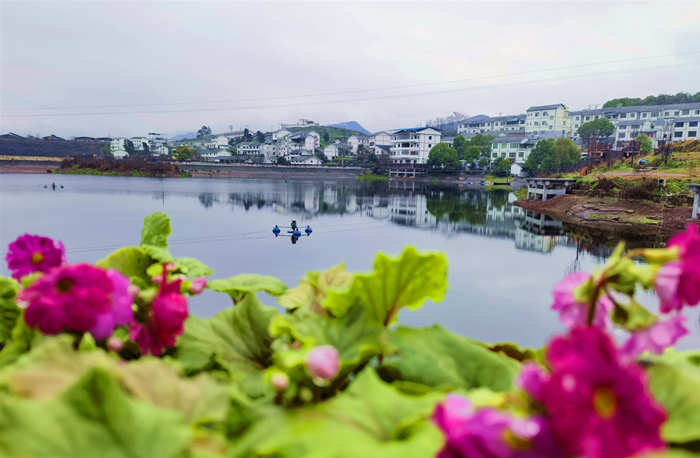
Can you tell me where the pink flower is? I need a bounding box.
[89,269,134,340]
[551,272,613,329]
[271,373,290,391]
[622,315,689,358]
[433,394,564,458]
[305,345,340,380]
[190,277,207,295]
[6,234,65,280]
[540,327,666,458]
[655,224,700,312]
[129,271,188,356]
[517,362,549,402]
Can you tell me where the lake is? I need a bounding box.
[1,173,698,350]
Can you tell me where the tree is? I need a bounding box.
[276,156,289,165]
[173,145,197,161]
[465,134,496,157]
[635,133,653,153]
[463,146,481,163]
[577,118,615,155]
[427,143,460,169]
[142,142,150,155]
[492,158,512,177]
[315,151,328,162]
[243,128,253,142]
[322,132,330,143]
[196,126,212,138]
[524,138,581,175]
[453,135,467,159]
[99,144,114,159]
[478,157,489,168]
[256,131,265,143]
[124,139,136,156]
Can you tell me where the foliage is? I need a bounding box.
[464,133,496,157]
[99,143,113,158]
[577,118,615,150]
[427,143,460,169]
[463,145,481,163]
[636,133,654,153]
[513,186,528,200]
[1,213,700,456]
[478,157,489,168]
[196,125,212,138]
[491,158,512,177]
[524,137,581,175]
[452,135,467,159]
[355,171,389,182]
[603,92,700,108]
[173,145,197,161]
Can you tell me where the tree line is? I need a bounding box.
[603,92,700,108]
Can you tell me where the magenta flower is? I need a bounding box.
[129,272,188,356]
[655,224,700,312]
[305,345,340,380]
[6,234,65,280]
[89,269,135,340]
[540,327,666,458]
[551,272,613,329]
[517,362,549,402]
[190,277,207,295]
[433,394,564,458]
[622,315,689,358]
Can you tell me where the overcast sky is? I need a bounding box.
[1,0,699,138]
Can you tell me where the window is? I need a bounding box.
[510,143,518,148]
[689,122,698,127]
[509,152,516,158]
[535,112,539,117]
[689,131,698,138]
[618,133,626,139]
[518,151,524,157]
[492,153,498,158]
[501,153,506,158]
[492,144,498,150]
[652,112,660,117]
[575,116,580,121]
[676,122,685,128]
[619,113,627,119]
[674,132,683,138]
[585,116,590,121]
[534,122,539,126]
[594,115,600,119]
[500,143,506,149]
[695,110,700,115]
[682,110,690,115]
[428,136,432,140]
[642,113,648,118]
[665,111,671,116]
[542,112,548,116]
[675,111,680,116]
[428,144,431,148]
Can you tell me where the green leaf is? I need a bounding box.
[0,315,41,369]
[269,305,388,376]
[209,274,286,303]
[379,325,519,392]
[174,257,214,278]
[140,211,172,248]
[177,293,278,397]
[648,362,700,443]
[277,263,353,314]
[326,246,448,325]
[0,276,20,346]
[233,369,443,458]
[141,244,174,263]
[611,299,657,332]
[0,368,192,458]
[96,246,152,288]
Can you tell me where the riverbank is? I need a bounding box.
[516,194,692,235]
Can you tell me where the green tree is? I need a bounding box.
[577,118,615,151]
[427,143,460,169]
[452,135,467,159]
[256,131,265,143]
[322,132,330,143]
[492,158,512,177]
[465,134,496,157]
[173,145,197,161]
[196,126,212,138]
[478,157,489,168]
[243,128,253,142]
[635,133,653,153]
[142,142,150,155]
[524,138,581,175]
[463,146,481,163]
[99,144,113,159]
[124,139,136,156]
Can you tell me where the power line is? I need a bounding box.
[3,61,699,119]
[2,53,699,115]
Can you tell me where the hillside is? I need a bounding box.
[171,132,197,140]
[287,126,363,143]
[325,121,370,135]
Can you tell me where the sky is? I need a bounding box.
[1,0,699,138]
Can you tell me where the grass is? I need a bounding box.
[485,185,514,191]
[485,175,512,183]
[513,186,527,200]
[355,171,389,182]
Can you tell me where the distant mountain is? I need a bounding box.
[171,132,197,141]
[325,121,371,135]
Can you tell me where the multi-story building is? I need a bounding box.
[389,127,441,165]
[368,131,392,155]
[525,104,571,135]
[237,142,261,155]
[458,114,525,135]
[109,138,128,159]
[489,136,538,164]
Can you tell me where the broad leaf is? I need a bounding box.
[326,246,448,325]
[0,276,20,346]
[174,257,214,278]
[379,325,519,392]
[209,274,286,303]
[96,246,152,288]
[648,362,700,443]
[269,305,388,376]
[141,244,174,263]
[277,263,353,314]
[0,368,192,458]
[232,369,443,458]
[177,293,278,397]
[140,211,172,248]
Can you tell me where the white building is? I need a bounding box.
[368,131,392,155]
[458,115,526,135]
[199,149,232,161]
[259,143,278,158]
[525,104,571,136]
[204,135,230,149]
[490,136,535,164]
[346,135,362,153]
[389,127,441,165]
[130,137,150,151]
[324,144,340,160]
[290,155,322,165]
[110,138,128,158]
[238,142,261,155]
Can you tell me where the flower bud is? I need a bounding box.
[128,284,140,298]
[271,373,290,391]
[190,277,207,295]
[151,274,163,284]
[164,262,177,272]
[305,345,340,380]
[107,336,124,352]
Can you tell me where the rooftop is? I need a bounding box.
[527,104,566,112]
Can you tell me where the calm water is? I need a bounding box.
[1,174,698,350]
